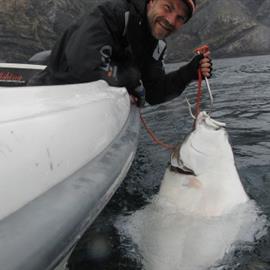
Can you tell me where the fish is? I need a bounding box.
[160,111,248,217]
[116,111,267,270]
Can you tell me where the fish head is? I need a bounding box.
[171,111,234,175]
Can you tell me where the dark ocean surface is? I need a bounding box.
[68,55,270,270]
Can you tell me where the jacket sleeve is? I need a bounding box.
[141,50,198,105]
[48,9,110,83]
[48,1,139,86]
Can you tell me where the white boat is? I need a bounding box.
[0,63,140,270]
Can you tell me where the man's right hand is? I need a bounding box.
[129,83,145,108]
[184,53,213,81]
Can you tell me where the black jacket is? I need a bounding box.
[30,0,197,105]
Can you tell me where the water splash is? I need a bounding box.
[116,199,268,270]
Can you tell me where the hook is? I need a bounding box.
[185,96,196,120]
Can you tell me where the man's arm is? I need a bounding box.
[141,51,211,105]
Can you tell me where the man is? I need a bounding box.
[29,0,212,106]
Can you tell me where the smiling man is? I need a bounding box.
[29,0,211,106]
[147,0,192,39]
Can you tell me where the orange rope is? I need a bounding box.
[140,113,175,151]
[139,65,203,151]
[138,45,210,151]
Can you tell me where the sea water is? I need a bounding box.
[68,55,270,270]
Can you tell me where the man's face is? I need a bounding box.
[147,0,189,40]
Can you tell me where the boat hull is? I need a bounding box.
[0,73,140,270]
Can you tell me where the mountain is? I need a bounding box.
[167,0,270,61]
[0,0,99,62]
[0,0,270,63]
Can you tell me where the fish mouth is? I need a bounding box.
[176,159,195,175]
[170,165,195,175]
[171,141,195,175]
[170,150,195,175]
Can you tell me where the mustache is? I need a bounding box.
[156,17,175,32]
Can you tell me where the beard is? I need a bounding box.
[149,15,176,39]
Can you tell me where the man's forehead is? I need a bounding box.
[156,0,194,12]
[159,0,189,13]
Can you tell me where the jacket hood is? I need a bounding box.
[128,0,146,16]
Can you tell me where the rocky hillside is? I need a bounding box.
[167,0,270,61]
[0,0,99,62]
[0,0,270,63]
